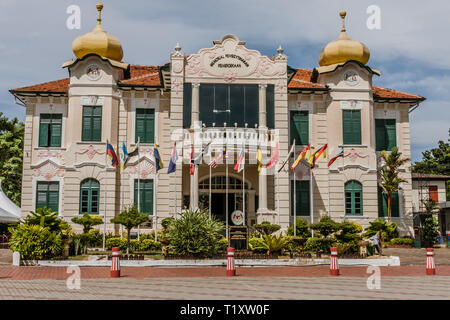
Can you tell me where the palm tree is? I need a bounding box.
[379,147,410,222]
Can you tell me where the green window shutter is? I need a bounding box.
[134,179,153,215]
[343,110,361,145]
[375,119,386,151]
[50,114,62,147]
[385,119,396,151]
[36,182,49,209]
[47,183,59,213]
[36,182,59,213]
[39,116,50,147]
[290,111,309,146]
[290,180,310,216]
[80,179,100,214]
[136,109,145,143]
[82,107,92,141]
[92,107,102,142]
[145,110,155,144]
[82,106,101,141]
[378,188,399,217]
[345,181,363,215]
[391,191,399,217]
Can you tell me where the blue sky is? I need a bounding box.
[1,0,449,162]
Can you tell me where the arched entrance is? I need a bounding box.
[198,175,251,226]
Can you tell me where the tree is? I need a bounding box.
[110,206,149,254]
[0,113,24,206]
[24,207,72,237]
[420,216,440,247]
[379,147,409,222]
[71,213,103,233]
[287,218,311,238]
[253,221,281,236]
[413,130,450,200]
[309,216,340,238]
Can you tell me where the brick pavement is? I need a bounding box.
[0,276,449,300]
[1,265,450,280]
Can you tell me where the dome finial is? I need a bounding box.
[340,10,346,32]
[96,2,103,26]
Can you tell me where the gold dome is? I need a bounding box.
[72,3,123,62]
[318,11,370,67]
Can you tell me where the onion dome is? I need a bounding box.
[318,11,370,67]
[72,2,123,62]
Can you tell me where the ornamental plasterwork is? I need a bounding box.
[75,144,106,161]
[37,150,64,161]
[340,100,363,110]
[345,148,368,163]
[32,160,64,181]
[185,35,287,81]
[127,158,156,179]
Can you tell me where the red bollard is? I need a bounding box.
[111,247,121,278]
[426,248,436,275]
[330,247,339,276]
[226,247,236,276]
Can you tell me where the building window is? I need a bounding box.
[134,179,153,215]
[199,176,248,190]
[342,110,361,145]
[345,180,363,215]
[80,179,100,215]
[36,181,59,213]
[429,186,438,202]
[290,111,309,146]
[183,83,192,129]
[266,85,275,129]
[290,180,310,216]
[39,113,62,147]
[378,187,399,218]
[135,108,155,144]
[82,106,102,141]
[375,119,396,151]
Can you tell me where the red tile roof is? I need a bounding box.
[372,86,424,101]
[9,65,423,101]
[288,68,326,89]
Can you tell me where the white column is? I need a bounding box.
[257,84,268,222]
[191,83,200,210]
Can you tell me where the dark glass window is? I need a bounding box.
[183,83,192,129]
[198,84,259,127]
[36,182,59,213]
[375,119,396,151]
[266,85,275,129]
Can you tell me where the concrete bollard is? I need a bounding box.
[12,252,20,266]
[330,247,339,276]
[426,248,436,275]
[110,247,121,278]
[226,247,236,276]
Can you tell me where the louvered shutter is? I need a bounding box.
[135,109,145,143]
[385,119,396,151]
[375,119,386,151]
[39,114,50,147]
[50,114,62,147]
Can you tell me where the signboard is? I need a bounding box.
[228,226,248,251]
[231,210,244,226]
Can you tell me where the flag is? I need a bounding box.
[193,142,211,165]
[153,144,163,172]
[120,142,127,173]
[167,142,178,174]
[107,142,118,168]
[308,144,328,169]
[266,143,279,169]
[291,144,310,170]
[278,142,295,173]
[189,144,195,175]
[328,148,344,167]
[256,146,263,174]
[209,146,227,168]
[234,143,245,172]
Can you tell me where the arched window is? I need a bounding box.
[345,180,363,216]
[80,179,100,215]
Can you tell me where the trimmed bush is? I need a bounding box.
[106,237,127,251]
[253,221,281,235]
[138,239,162,251]
[215,237,229,252]
[336,221,362,243]
[389,238,413,246]
[287,218,311,238]
[248,237,269,253]
[364,219,398,242]
[309,216,340,238]
[303,237,335,254]
[9,224,63,260]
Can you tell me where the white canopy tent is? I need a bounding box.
[0,180,21,224]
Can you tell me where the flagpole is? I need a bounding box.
[243,142,245,226]
[310,161,314,237]
[209,159,212,220]
[328,147,330,217]
[154,170,158,242]
[225,124,229,241]
[137,136,141,241]
[103,143,107,251]
[293,139,296,236]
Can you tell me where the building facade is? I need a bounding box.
[10,4,425,236]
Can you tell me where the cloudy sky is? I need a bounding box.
[1,0,449,162]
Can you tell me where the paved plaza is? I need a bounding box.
[0,275,449,300]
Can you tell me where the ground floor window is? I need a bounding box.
[290,180,310,216]
[345,180,362,216]
[378,187,399,217]
[36,181,59,213]
[134,179,153,215]
[80,179,100,214]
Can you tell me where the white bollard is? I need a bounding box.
[12,251,20,266]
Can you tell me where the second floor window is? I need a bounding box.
[82,106,102,142]
[36,181,59,213]
[342,110,361,145]
[39,113,62,147]
[290,110,309,146]
[376,119,396,151]
[135,108,155,144]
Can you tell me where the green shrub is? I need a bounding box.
[287,218,311,238]
[309,216,340,238]
[140,233,155,241]
[262,234,289,255]
[166,208,225,257]
[23,207,72,238]
[215,237,229,252]
[420,217,440,247]
[248,237,269,253]
[364,219,398,242]
[106,237,127,251]
[284,236,304,256]
[71,213,103,233]
[86,228,103,247]
[336,241,359,254]
[336,221,362,243]
[9,224,63,260]
[303,237,335,254]
[253,221,281,235]
[389,238,413,246]
[129,239,140,252]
